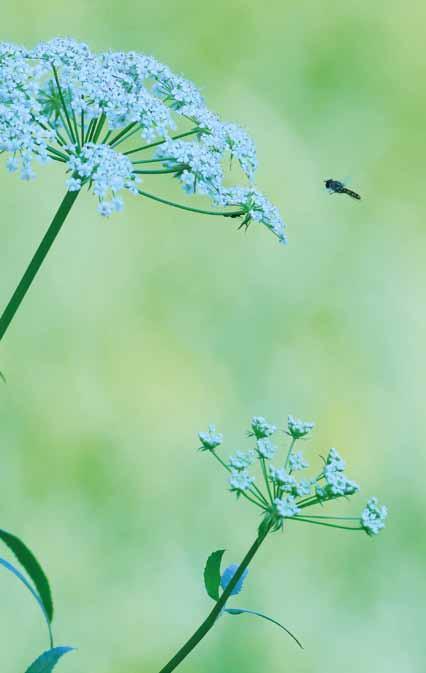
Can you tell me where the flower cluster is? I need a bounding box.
[198,414,387,537]
[229,470,255,495]
[199,425,223,451]
[216,188,287,243]
[250,416,277,439]
[0,38,286,241]
[287,415,315,439]
[66,143,140,215]
[315,448,360,500]
[229,450,256,470]
[155,139,223,196]
[361,498,388,536]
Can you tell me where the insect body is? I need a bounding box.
[324,178,361,200]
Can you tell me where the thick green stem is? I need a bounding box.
[0,190,79,342]
[156,528,269,673]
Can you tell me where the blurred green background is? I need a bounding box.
[1,1,425,671]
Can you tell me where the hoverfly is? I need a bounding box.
[324,178,361,200]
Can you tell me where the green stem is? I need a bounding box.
[284,438,297,472]
[260,457,273,504]
[85,118,96,144]
[156,528,269,673]
[297,496,320,509]
[92,113,106,144]
[46,145,69,162]
[294,514,360,520]
[137,189,244,219]
[69,101,81,150]
[124,128,200,157]
[133,167,184,175]
[108,121,138,147]
[0,190,80,342]
[132,158,176,165]
[80,110,85,145]
[109,123,141,148]
[101,130,113,145]
[47,155,66,164]
[290,517,362,532]
[51,65,76,145]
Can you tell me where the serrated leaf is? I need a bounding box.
[25,647,74,673]
[220,563,248,596]
[224,608,303,649]
[0,529,53,622]
[0,557,53,646]
[203,549,225,601]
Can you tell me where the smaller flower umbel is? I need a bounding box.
[198,414,388,537]
[156,414,387,673]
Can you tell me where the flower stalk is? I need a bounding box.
[157,527,269,673]
[0,189,80,342]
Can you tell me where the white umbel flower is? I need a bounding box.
[0,38,286,239]
[361,497,388,536]
[229,469,255,494]
[274,495,300,518]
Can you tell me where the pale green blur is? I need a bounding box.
[1,2,425,672]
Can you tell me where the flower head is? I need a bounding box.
[199,425,223,451]
[216,187,287,244]
[322,467,359,497]
[256,438,277,460]
[229,450,256,470]
[198,414,386,544]
[250,416,276,440]
[229,469,255,495]
[0,38,286,241]
[274,495,300,519]
[269,466,297,492]
[361,497,388,536]
[288,451,309,471]
[66,142,140,214]
[287,415,315,439]
[325,448,346,472]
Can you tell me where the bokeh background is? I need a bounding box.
[1,1,425,671]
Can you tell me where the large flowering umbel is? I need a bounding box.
[0,38,286,242]
[198,414,387,536]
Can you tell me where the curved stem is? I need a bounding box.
[294,514,360,520]
[156,528,269,673]
[137,189,244,219]
[0,190,80,342]
[290,516,362,532]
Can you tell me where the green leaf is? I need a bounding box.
[203,549,225,601]
[0,529,53,622]
[0,557,53,646]
[25,647,74,673]
[224,608,303,649]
